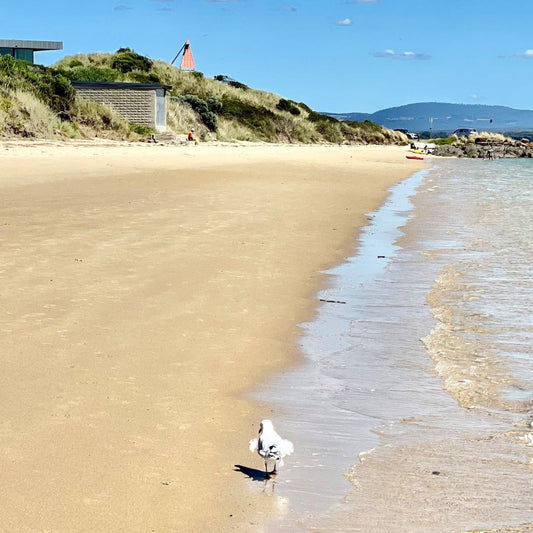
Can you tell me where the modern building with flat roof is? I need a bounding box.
[0,39,63,64]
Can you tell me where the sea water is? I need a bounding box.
[250,158,532,530]
[421,159,532,412]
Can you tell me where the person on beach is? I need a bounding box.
[187,128,199,145]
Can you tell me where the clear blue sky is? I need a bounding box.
[2,0,532,113]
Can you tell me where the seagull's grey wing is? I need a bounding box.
[257,437,269,458]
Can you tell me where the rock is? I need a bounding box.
[433,142,533,159]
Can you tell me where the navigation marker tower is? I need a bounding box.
[171,40,196,70]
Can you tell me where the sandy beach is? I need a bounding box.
[0,141,424,531]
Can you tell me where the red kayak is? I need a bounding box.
[406,155,424,160]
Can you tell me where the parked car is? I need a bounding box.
[395,128,419,140]
[453,128,478,137]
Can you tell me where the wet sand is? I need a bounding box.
[0,141,423,531]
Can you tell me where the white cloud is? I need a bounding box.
[114,4,132,10]
[500,49,533,59]
[336,18,352,26]
[516,49,533,58]
[277,5,296,12]
[373,49,431,60]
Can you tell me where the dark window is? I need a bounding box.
[0,47,15,57]
[14,48,34,62]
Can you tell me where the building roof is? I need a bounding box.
[0,39,63,51]
[71,81,172,91]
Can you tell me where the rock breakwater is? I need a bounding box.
[433,139,532,158]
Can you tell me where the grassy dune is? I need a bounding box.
[1,49,406,144]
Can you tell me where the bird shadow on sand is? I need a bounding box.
[234,464,269,482]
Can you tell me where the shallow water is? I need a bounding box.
[421,159,532,413]
[249,159,532,531]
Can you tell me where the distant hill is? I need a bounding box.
[326,103,533,135]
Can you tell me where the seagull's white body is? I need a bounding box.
[249,419,294,477]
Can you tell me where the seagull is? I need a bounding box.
[249,419,294,478]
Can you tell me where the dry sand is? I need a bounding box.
[0,140,424,531]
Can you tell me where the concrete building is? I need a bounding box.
[72,81,171,132]
[0,39,63,64]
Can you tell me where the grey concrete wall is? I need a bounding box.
[76,88,157,128]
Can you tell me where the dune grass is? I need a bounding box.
[4,49,405,144]
[0,89,60,138]
[55,51,405,144]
